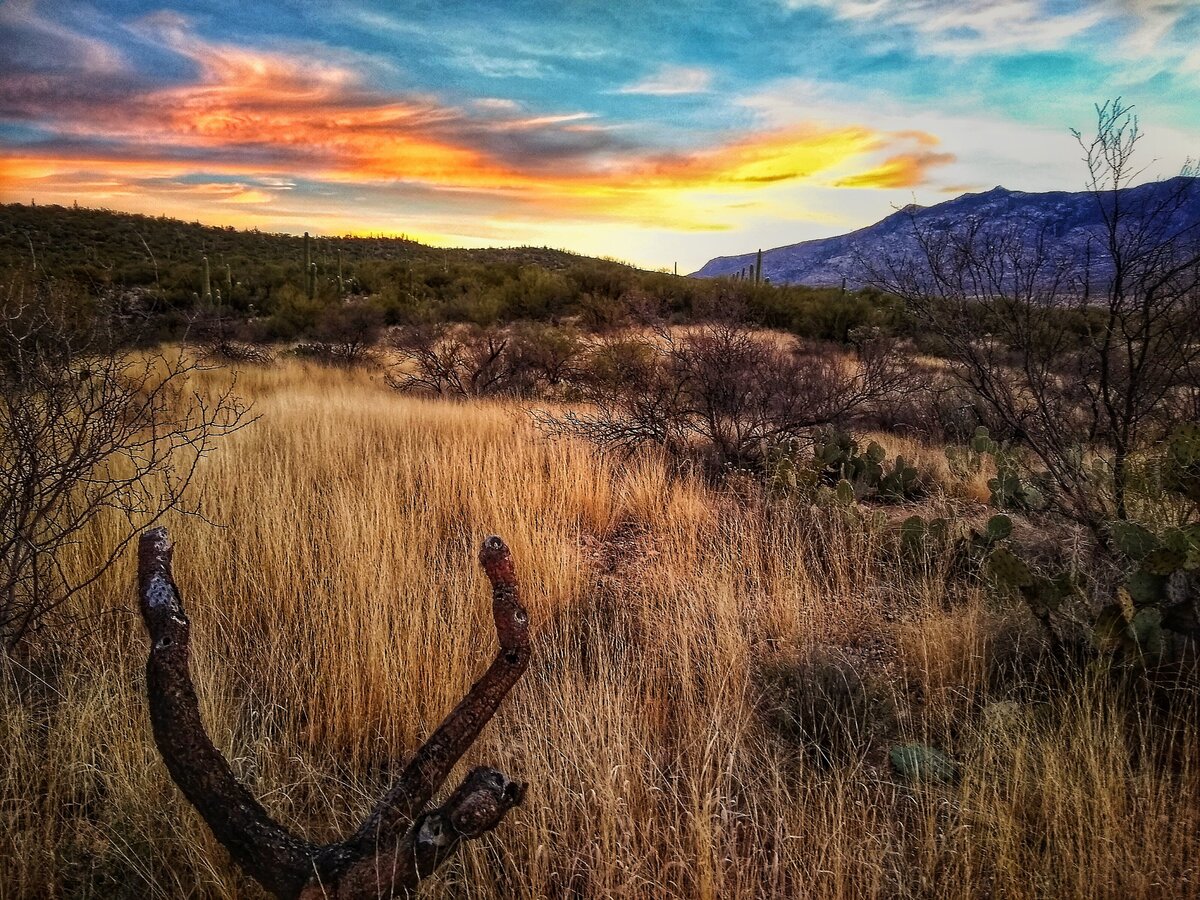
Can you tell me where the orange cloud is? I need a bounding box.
[834,150,956,189]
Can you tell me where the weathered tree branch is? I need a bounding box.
[344,537,530,853]
[137,527,531,899]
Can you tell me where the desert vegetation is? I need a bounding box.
[0,204,900,347]
[3,355,1199,899]
[2,102,1199,899]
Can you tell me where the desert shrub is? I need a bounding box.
[441,285,504,325]
[567,261,635,303]
[575,292,629,330]
[575,335,658,395]
[371,279,429,325]
[386,322,585,399]
[755,646,898,765]
[311,299,384,363]
[538,321,906,478]
[0,278,250,649]
[261,284,322,341]
[286,342,352,365]
[386,324,533,397]
[506,323,584,391]
[495,266,575,320]
[186,307,275,365]
[199,339,275,366]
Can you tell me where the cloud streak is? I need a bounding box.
[834,149,955,188]
[787,0,1106,55]
[617,65,714,95]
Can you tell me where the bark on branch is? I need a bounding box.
[137,528,531,899]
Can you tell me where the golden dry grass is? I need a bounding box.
[2,358,1198,898]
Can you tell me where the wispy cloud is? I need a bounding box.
[835,149,955,188]
[0,0,127,74]
[786,0,1105,56]
[782,0,1200,77]
[453,53,548,79]
[617,64,713,95]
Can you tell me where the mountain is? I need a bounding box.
[692,177,1200,288]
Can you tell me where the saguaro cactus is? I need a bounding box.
[304,232,314,300]
[137,528,531,899]
[202,256,212,304]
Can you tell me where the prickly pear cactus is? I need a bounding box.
[889,743,960,784]
[898,513,1012,574]
[947,425,1001,478]
[970,426,998,456]
[900,515,934,561]
[986,546,1034,590]
[815,430,923,504]
[1163,423,1200,504]
[983,513,1013,543]
[834,478,856,506]
[1093,601,1166,660]
[899,515,952,566]
[987,545,1076,633]
[763,436,808,493]
[814,429,857,478]
[814,430,873,485]
[879,456,921,501]
[988,460,1044,511]
[1108,512,1200,643]
[1110,521,1159,560]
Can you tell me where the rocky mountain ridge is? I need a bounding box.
[692,177,1200,287]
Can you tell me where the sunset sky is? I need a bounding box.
[2,1,1199,270]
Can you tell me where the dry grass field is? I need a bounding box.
[2,357,1198,899]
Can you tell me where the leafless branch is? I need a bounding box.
[138,528,530,899]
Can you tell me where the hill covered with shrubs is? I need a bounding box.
[0,202,901,343]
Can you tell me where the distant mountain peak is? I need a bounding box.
[691,177,1200,287]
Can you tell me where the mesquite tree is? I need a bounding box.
[872,100,1200,535]
[1,281,251,649]
[137,528,531,898]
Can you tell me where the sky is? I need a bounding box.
[1,1,1199,271]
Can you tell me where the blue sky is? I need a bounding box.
[1,0,1198,269]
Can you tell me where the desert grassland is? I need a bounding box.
[2,357,1198,899]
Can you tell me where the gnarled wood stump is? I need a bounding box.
[137,527,530,898]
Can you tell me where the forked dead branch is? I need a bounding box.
[136,527,531,898]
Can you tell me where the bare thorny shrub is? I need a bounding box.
[304,299,386,365]
[0,279,252,651]
[188,307,277,365]
[386,322,583,399]
[872,99,1200,538]
[535,320,907,478]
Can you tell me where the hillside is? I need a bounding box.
[693,176,1200,287]
[0,202,906,342]
[0,202,646,323]
[0,203,615,276]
